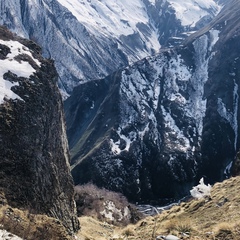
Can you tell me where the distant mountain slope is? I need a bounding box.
[65,0,240,203]
[0,0,222,94]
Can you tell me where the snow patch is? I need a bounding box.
[224,161,233,177]
[164,54,191,105]
[209,29,220,51]
[0,39,40,104]
[56,0,160,51]
[0,229,23,240]
[162,106,190,153]
[0,80,21,103]
[168,0,222,27]
[110,139,121,155]
[110,127,136,155]
[190,177,211,199]
[217,80,239,150]
[100,200,130,222]
[184,34,209,135]
[139,123,150,140]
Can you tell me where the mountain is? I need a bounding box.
[0,0,222,95]
[65,0,240,203]
[0,26,79,235]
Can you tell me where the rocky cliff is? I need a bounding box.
[0,26,79,233]
[65,0,240,204]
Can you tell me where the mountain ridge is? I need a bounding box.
[0,0,224,95]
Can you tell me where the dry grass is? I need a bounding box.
[76,216,116,240]
[2,176,240,239]
[164,218,194,236]
[213,222,235,240]
[77,176,240,240]
[122,227,135,237]
[0,192,74,240]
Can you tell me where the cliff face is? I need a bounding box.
[0,26,79,233]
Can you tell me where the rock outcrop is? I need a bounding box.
[0,26,79,233]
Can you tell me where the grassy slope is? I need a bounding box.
[1,176,239,239]
[0,191,74,240]
[77,176,240,240]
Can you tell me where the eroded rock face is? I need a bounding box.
[0,26,79,233]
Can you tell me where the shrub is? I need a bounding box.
[164,220,178,234]
[176,221,192,234]
[214,222,234,240]
[123,227,135,237]
[164,218,193,236]
[74,183,143,226]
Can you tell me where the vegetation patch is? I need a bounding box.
[0,205,73,240]
[74,183,143,226]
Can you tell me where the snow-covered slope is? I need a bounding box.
[0,0,223,94]
[57,0,159,46]
[168,0,221,27]
[65,0,240,203]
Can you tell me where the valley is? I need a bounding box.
[1,0,240,239]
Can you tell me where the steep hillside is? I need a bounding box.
[65,0,240,203]
[0,26,79,236]
[0,0,222,94]
[0,196,75,240]
[77,176,240,240]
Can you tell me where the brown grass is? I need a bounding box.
[0,194,74,240]
[76,216,116,240]
[76,176,240,240]
[122,227,135,237]
[214,222,234,240]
